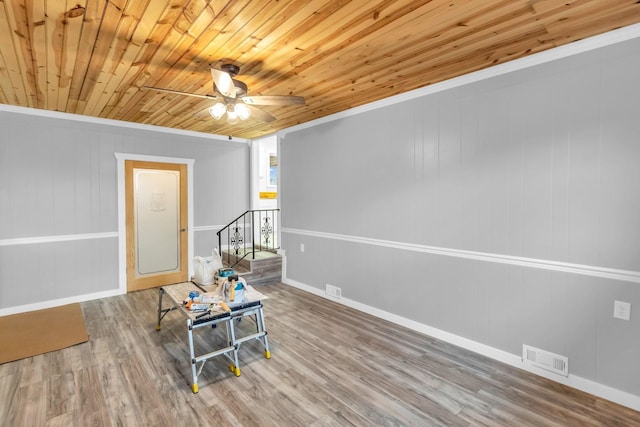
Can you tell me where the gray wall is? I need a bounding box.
[0,110,249,309]
[280,37,640,396]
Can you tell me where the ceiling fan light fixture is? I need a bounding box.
[208,102,226,119]
[226,107,239,124]
[235,103,251,120]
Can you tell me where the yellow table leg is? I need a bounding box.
[228,364,241,377]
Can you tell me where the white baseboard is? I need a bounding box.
[282,277,640,412]
[0,288,125,317]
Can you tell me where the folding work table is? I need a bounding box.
[156,281,270,393]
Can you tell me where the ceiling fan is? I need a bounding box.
[142,64,305,124]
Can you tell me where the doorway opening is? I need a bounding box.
[251,135,278,247]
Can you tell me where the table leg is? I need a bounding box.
[226,319,241,376]
[187,319,199,393]
[156,288,164,331]
[257,306,271,359]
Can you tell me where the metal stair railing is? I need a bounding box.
[216,209,279,268]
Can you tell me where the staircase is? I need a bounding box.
[217,209,282,286]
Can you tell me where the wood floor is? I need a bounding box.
[1,283,639,426]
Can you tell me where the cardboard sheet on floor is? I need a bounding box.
[0,303,88,364]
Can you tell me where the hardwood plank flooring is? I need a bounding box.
[1,283,639,426]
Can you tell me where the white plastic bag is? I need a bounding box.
[192,249,223,286]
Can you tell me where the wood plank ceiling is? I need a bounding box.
[1,1,639,140]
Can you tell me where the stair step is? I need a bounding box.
[221,250,282,286]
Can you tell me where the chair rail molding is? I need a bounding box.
[281,228,640,284]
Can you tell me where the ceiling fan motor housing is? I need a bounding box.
[221,63,240,77]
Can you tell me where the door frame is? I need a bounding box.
[115,153,194,294]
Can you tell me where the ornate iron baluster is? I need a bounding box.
[230,226,244,254]
[261,216,273,245]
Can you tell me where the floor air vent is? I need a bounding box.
[522,345,568,377]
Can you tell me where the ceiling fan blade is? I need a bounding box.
[141,86,218,100]
[211,68,236,98]
[247,105,276,122]
[241,95,305,106]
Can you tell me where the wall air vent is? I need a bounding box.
[522,345,568,377]
[325,284,342,299]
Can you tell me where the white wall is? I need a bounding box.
[0,108,250,313]
[279,32,640,408]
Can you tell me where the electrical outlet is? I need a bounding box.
[613,300,631,321]
[300,243,305,253]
